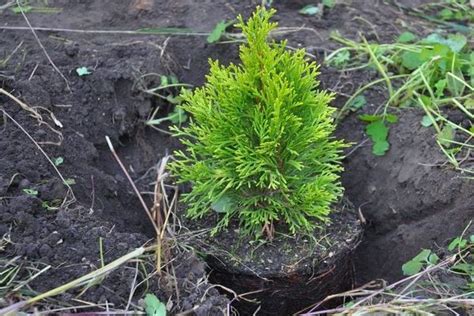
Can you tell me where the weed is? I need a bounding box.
[75,66,91,76]
[207,20,235,44]
[10,0,62,14]
[53,157,63,166]
[402,249,440,276]
[138,74,192,132]
[388,0,473,34]
[22,188,38,196]
[170,7,346,239]
[359,114,398,156]
[402,224,473,289]
[326,31,473,172]
[299,1,335,17]
[144,293,167,316]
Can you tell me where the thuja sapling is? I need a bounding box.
[170,7,347,239]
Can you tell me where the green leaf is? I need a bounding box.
[451,263,472,274]
[358,114,382,123]
[402,260,423,276]
[54,157,64,166]
[10,5,61,14]
[398,31,417,43]
[160,75,169,87]
[299,5,320,16]
[428,252,439,265]
[446,70,465,97]
[169,75,179,85]
[439,8,454,20]
[385,114,398,124]
[433,44,450,58]
[402,249,438,276]
[465,98,474,110]
[11,5,32,13]
[448,237,467,251]
[423,33,467,53]
[169,108,188,124]
[64,178,76,185]
[366,120,388,142]
[207,20,228,43]
[76,67,92,76]
[144,293,166,316]
[211,194,234,213]
[348,95,366,110]
[401,51,423,70]
[437,124,455,147]
[421,115,434,127]
[366,120,390,156]
[412,249,432,262]
[330,50,350,67]
[322,0,335,8]
[23,188,38,196]
[372,140,389,156]
[434,79,447,98]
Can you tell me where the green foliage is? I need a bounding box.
[76,67,91,77]
[10,2,62,14]
[299,4,321,16]
[449,234,474,290]
[142,74,192,130]
[348,95,366,111]
[402,249,439,276]
[397,31,417,43]
[433,0,474,23]
[402,232,474,290]
[326,31,473,174]
[144,293,166,316]
[207,20,234,43]
[22,188,38,196]
[54,157,64,166]
[359,114,398,156]
[322,0,336,8]
[170,7,346,237]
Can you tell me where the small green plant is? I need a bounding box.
[423,0,474,24]
[402,249,440,276]
[170,7,346,238]
[299,0,335,17]
[326,32,473,172]
[207,20,235,43]
[139,74,192,132]
[22,188,38,196]
[402,229,473,290]
[10,0,62,14]
[359,114,398,156]
[144,293,167,316]
[76,66,92,76]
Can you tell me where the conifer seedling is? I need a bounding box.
[170,7,347,239]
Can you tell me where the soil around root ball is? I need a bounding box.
[180,201,362,315]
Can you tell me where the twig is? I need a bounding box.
[0,87,63,145]
[105,136,160,234]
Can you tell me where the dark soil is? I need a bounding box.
[182,207,362,315]
[1,0,473,315]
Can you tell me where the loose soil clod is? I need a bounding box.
[181,207,362,315]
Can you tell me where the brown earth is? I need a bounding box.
[0,0,472,314]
